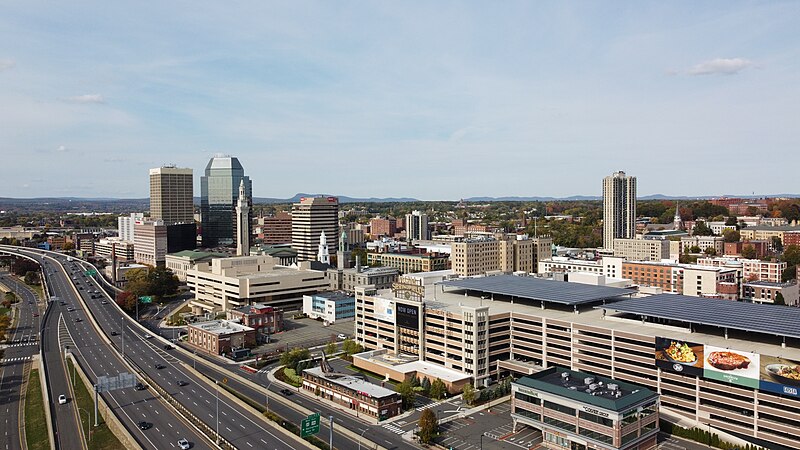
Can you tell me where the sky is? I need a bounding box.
[1,1,799,200]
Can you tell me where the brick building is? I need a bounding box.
[186,319,256,355]
[369,217,397,238]
[227,303,284,342]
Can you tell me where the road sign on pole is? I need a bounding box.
[138,296,153,304]
[301,412,321,437]
[84,269,97,276]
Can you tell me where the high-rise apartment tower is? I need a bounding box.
[149,166,194,224]
[200,155,252,247]
[291,196,339,261]
[405,210,430,241]
[602,171,637,249]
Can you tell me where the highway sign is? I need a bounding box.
[96,372,137,392]
[84,269,97,276]
[300,412,320,437]
[138,296,153,303]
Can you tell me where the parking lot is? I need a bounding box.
[436,401,543,450]
[252,316,355,355]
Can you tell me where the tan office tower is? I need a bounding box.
[291,196,339,261]
[602,171,636,250]
[149,166,194,224]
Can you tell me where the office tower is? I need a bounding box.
[149,166,194,224]
[200,155,252,247]
[235,180,250,256]
[118,213,144,243]
[291,196,339,261]
[405,210,430,241]
[602,171,637,249]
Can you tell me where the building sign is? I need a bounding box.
[396,303,420,330]
[582,406,610,418]
[373,297,395,324]
[655,337,704,377]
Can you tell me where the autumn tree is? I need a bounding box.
[462,383,476,406]
[417,408,438,444]
[429,378,447,400]
[741,245,757,259]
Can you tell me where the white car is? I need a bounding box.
[177,438,191,449]
[337,334,347,340]
[58,394,67,405]
[144,334,152,339]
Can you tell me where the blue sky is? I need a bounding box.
[1,1,798,199]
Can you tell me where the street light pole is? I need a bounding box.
[216,380,220,444]
[358,428,368,450]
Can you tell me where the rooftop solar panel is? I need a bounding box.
[598,294,800,340]
[437,275,635,306]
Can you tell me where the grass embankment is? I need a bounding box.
[25,369,51,450]
[66,360,122,450]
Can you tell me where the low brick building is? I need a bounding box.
[301,365,402,420]
[227,303,284,343]
[186,319,256,356]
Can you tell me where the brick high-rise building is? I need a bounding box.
[369,217,397,238]
[149,166,194,225]
[291,196,339,261]
[256,212,292,244]
[602,171,636,250]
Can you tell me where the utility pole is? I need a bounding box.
[121,316,125,359]
[216,380,220,444]
[329,415,334,450]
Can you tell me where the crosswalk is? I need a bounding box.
[382,423,407,435]
[4,342,38,348]
[416,402,439,411]
[1,356,32,363]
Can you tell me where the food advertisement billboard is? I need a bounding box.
[703,345,760,388]
[759,355,800,398]
[373,297,395,324]
[655,337,704,377]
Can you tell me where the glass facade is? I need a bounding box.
[200,156,251,247]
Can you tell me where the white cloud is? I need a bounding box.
[56,145,68,152]
[65,94,105,104]
[0,59,14,71]
[687,58,754,76]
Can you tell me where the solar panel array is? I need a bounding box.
[437,275,634,306]
[599,294,800,339]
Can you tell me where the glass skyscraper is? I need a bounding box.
[200,155,252,247]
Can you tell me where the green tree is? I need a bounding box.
[782,245,800,266]
[462,383,476,406]
[63,241,75,251]
[341,338,363,356]
[741,245,757,259]
[279,347,311,371]
[23,271,39,285]
[417,408,438,444]
[724,216,739,227]
[692,221,714,236]
[771,236,784,253]
[4,292,17,303]
[722,229,740,243]
[429,378,447,400]
[688,246,701,254]
[325,342,337,355]
[704,247,717,256]
[775,292,785,306]
[397,379,416,410]
[421,377,431,396]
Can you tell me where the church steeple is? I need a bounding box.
[673,202,682,231]
[317,230,330,264]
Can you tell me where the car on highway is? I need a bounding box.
[177,380,188,386]
[33,313,39,317]
[58,395,67,405]
[280,388,293,396]
[74,318,82,323]
[154,364,165,370]
[135,383,147,391]
[138,421,151,430]
[163,344,173,350]
[144,334,152,339]
[337,333,347,340]
[111,331,118,336]
[101,300,108,305]
[178,438,191,449]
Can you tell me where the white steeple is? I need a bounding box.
[235,179,250,256]
[673,202,682,231]
[317,230,330,264]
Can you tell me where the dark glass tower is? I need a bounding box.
[200,155,252,247]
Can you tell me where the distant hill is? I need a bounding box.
[252,193,421,204]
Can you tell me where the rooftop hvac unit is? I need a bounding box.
[589,383,599,391]
[584,377,595,385]
[561,372,570,380]
[607,383,619,391]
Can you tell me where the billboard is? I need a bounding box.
[655,337,704,377]
[703,345,760,388]
[759,355,800,398]
[396,303,420,330]
[373,297,395,324]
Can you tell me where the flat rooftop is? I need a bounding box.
[438,275,635,306]
[304,366,398,399]
[516,366,658,412]
[353,349,470,383]
[599,294,800,340]
[190,319,254,335]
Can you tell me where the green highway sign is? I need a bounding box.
[300,412,320,437]
[84,269,97,276]
[138,296,153,304]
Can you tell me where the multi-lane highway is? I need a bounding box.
[0,274,42,450]
[17,247,309,450]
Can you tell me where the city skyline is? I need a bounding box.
[2,2,799,199]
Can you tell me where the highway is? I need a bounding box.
[32,248,307,450]
[2,247,212,450]
[0,274,42,450]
